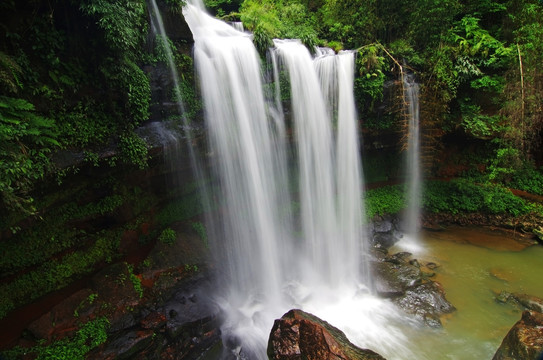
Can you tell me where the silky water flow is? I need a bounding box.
[181,1,423,358]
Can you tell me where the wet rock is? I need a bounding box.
[91,263,141,309]
[372,261,422,298]
[388,252,412,264]
[141,312,167,329]
[27,288,95,341]
[493,310,543,360]
[109,313,138,333]
[393,282,456,327]
[163,281,220,340]
[372,216,394,233]
[267,309,386,360]
[143,230,207,275]
[496,291,543,313]
[372,232,398,249]
[92,329,155,360]
[513,294,543,313]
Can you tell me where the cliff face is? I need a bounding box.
[0,0,204,325]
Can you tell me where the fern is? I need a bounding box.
[0,96,59,212]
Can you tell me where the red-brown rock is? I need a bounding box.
[493,310,543,360]
[267,309,386,360]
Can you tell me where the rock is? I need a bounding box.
[533,227,543,244]
[109,313,138,333]
[27,288,95,341]
[163,281,220,340]
[141,311,167,329]
[267,309,386,360]
[372,216,393,233]
[393,282,456,327]
[496,291,543,313]
[513,294,543,313]
[91,263,141,309]
[372,232,398,249]
[388,252,412,264]
[493,310,543,360]
[372,261,422,298]
[91,329,155,360]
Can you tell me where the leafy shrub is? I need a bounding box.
[118,131,149,169]
[365,185,405,218]
[509,164,543,196]
[158,228,177,245]
[0,96,59,212]
[423,179,531,216]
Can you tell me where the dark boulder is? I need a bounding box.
[393,282,456,327]
[267,309,386,360]
[372,261,422,298]
[493,310,543,360]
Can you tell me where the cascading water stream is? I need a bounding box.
[181,1,418,358]
[402,74,422,251]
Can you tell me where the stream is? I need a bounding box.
[389,227,543,359]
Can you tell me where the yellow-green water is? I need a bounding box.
[392,227,543,359]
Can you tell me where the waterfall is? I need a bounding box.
[183,1,291,303]
[274,43,367,286]
[149,0,188,121]
[181,1,414,358]
[403,74,422,247]
[230,21,244,32]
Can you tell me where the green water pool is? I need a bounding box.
[391,227,542,359]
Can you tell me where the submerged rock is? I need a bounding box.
[267,309,386,360]
[493,310,543,360]
[496,291,543,313]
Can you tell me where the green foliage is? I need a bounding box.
[0,51,22,93]
[121,60,151,125]
[408,0,461,49]
[459,101,503,138]
[191,221,208,246]
[365,185,405,218]
[159,228,177,245]
[452,16,512,70]
[2,317,109,360]
[118,131,149,169]
[423,179,530,216]
[252,25,274,55]
[166,0,187,7]
[0,231,119,319]
[157,193,205,226]
[57,100,113,148]
[126,263,144,298]
[80,0,147,54]
[355,45,387,110]
[0,96,59,211]
[204,0,242,17]
[509,164,543,196]
[388,39,424,67]
[239,0,317,52]
[319,0,379,48]
[487,147,523,182]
